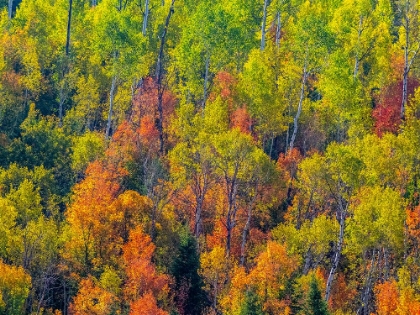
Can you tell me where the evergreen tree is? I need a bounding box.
[239,289,265,315]
[307,276,329,315]
[170,228,207,315]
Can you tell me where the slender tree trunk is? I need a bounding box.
[58,88,66,128]
[8,0,13,19]
[289,63,308,152]
[357,250,378,315]
[240,185,258,266]
[402,44,409,119]
[225,172,238,258]
[194,173,209,239]
[275,11,281,48]
[260,0,270,50]
[65,0,73,56]
[303,247,313,274]
[106,75,117,139]
[156,0,176,154]
[325,198,347,302]
[354,16,363,79]
[57,0,73,128]
[142,0,150,35]
[202,53,210,108]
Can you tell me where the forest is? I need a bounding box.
[0,0,420,314]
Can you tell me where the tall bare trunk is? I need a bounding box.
[353,15,363,79]
[289,63,308,152]
[225,170,239,258]
[156,0,176,154]
[260,0,270,50]
[65,0,73,57]
[357,250,378,315]
[8,0,13,19]
[325,199,347,302]
[240,186,258,266]
[142,0,150,36]
[106,75,117,139]
[275,11,281,48]
[202,53,210,108]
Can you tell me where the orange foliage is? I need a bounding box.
[108,120,140,166]
[248,241,299,314]
[122,226,169,302]
[406,206,420,239]
[230,106,253,135]
[138,114,160,149]
[329,273,357,312]
[69,278,118,315]
[129,292,168,315]
[65,160,124,269]
[277,148,303,183]
[130,77,176,149]
[374,279,420,315]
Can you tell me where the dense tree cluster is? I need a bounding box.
[1,0,420,314]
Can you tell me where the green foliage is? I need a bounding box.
[71,131,105,175]
[170,228,207,315]
[307,275,329,315]
[239,289,265,315]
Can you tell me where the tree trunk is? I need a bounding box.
[357,250,378,315]
[260,0,270,50]
[353,15,363,79]
[202,53,210,108]
[240,186,258,266]
[142,0,150,36]
[156,0,176,154]
[8,0,13,19]
[289,64,308,152]
[106,75,117,139]
[225,172,239,258]
[325,198,347,302]
[275,11,281,48]
[65,0,73,57]
[402,52,408,119]
[193,173,209,239]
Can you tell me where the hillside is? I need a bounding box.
[0,0,420,314]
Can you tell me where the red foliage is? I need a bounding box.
[213,71,237,101]
[372,78,419,136]
[328,273,357,311]
[130,77,176,150]
[277,148,303,182]
[138,114,160,150]
[129,292,168,315]
[230,106,253,135]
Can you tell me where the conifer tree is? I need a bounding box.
[307,276,329,315]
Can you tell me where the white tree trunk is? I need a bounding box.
[142,0,150,36]
[289,64,308,152]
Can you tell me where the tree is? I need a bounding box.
[170,229,207,315]
[68,277,119,315]
[239,290,265,315]
[395,0,420,118]
[123,226,169,312]
[307,275,329,315]
[0,261,31,315]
